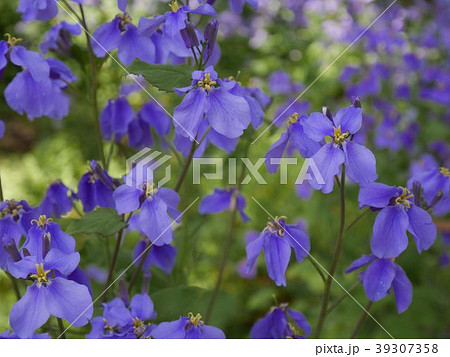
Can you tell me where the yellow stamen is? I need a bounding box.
[4,33,22,46]
[31,215,53,228]
[287,113,299,125]
[169,1,180,12]
[145,182,158,197]
[30,263,51,284]
[440,167,450,177]
[264,216,287,236]
[333,125,349,144]
[197,72,217,92]
[395,187,414,209]
[188,312,203,327]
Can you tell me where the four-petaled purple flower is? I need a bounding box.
[246,217,310,286]
[173,66,252,140]
[359,182,437,258]
[91,0,155,66]
[250,303,311,339]
[151,312,225,338]
[87,293,156,338]
[302,103,377,193]
[113,180,180,246]
[346,254,413,313]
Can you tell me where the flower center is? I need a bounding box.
[188,312,203,327]
[144,182,158,197]
[169,1,180,12]
[30,263,51,284]
[440,167,450,177]
[31,215,53,228]
[119,13,132,31]
[197,73,217,92]
[395,187,414,209]
[333,125,349,144]
[287,113,299,125]
[4,33,22,47]
[265,216,287,236]
[1,200,23,218]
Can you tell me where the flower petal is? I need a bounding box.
[264,235,291,286]
[358,182,400,209]
[333,106,362,134]
[392,265,413,313]
[343,141,377,187]
[302,112,334,142]
[406,205,437,253]
[362,259,396,301]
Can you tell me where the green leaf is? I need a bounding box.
[128,61,193,92]
[65,208,126,237]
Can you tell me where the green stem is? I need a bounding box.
[79,4,106,168]
[308,257,326,283]
[345,207,370,233]
[314,167,346,338]
[57,318,66,339]
[350,301,373,338]
[102,214,132,301]
[8,273,21,300]
[204,141,251,323]
[0,172,4,201]
[326,280,360,315]
[128,242,151,292]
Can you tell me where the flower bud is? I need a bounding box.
[180,22,199,48]
[204,19,218,57]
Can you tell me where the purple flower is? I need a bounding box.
[77,160,116,212]
[265,113,321,173]
[359,182,437,258]
[173,66,252,140]
[133,239,177,276]
[151,312,225,339]
[128,102,172,149]
[40,21,82,55]
[8,248,92,338]
[237,231,258,279]
[100,96,135,141]
[91,1,155,66]
[408,163,450,216]
[17,0,58,22]
[37,181,73,218]
[0,120,4,138]
[199,187,249,222]
[302,104,377,193]
[0,330,50,339]
[346,254,413,313]
[138,1,216,39]
[4,45,76,120]
[250,303,311,339]
[229,0,258,14]
[23,215,76,258]
[87,294,156,338]
[0,199,33,243]
[113,181,180,246]
[246,217,310,286]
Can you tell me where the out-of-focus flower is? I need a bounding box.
[199,187,249,222]
[37,181,73,218]
[133,239,177,276]
[40,21,82,55]
[100,96,135,141]
[346,254,412,313]
[246,217,310,286]
[77,160,116,212]
[250,303,311,339]
[229,0,258,14]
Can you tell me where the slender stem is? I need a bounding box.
[350,301,373,338]
[128,243,151,292]
[57,318,66,339]
[102,214,132,301]
[345,207,370,233]
[105,136,115,170]
[205,141,251,322]
[308,257,326,283]
[0,172,4,201]
[79,4,106,168]
[326,280,360,315]
[8,273,21,300]
[314,167,346,338]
